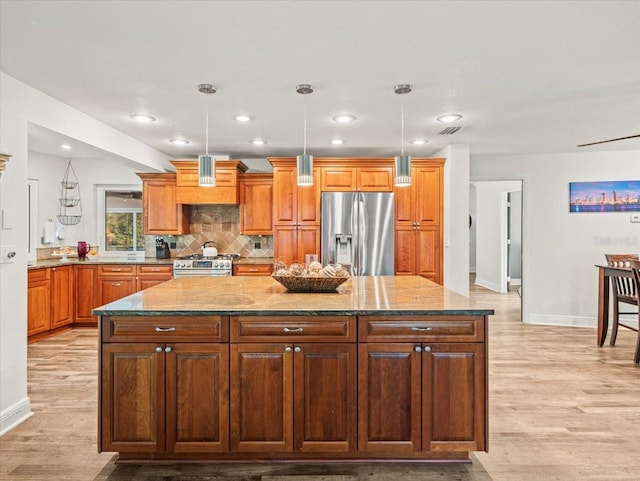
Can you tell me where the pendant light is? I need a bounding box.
[394,84,412,187]
[296,84,314,186]
[198,83,217,187]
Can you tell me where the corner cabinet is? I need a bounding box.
[137,173,190,235]
[270,158,320,265]
[394,159,444,283]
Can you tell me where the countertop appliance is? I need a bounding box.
[155,237,171,259]
[321,192,394,275]
[173,253,239,277]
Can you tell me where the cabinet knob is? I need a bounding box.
[164,346,172,353]
[424,346,432,352]
[285,346,292,352]
[294,346,301,353]
[415,346,422,352]
[155,346,162,353]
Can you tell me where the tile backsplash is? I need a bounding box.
[150,204,273,258]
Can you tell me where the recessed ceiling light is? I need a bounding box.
[59,144,72,150]
[436,114,462,123]
[129,113,156,123]
[410,139,428,145]
[251,139,267,146]
[333,114,357,123]
[235,114,252,122]
[169,138,189,146]
[331,139,344,145]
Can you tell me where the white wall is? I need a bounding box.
[437,144,470,297]
[471,151,640,327]
[28,151,143,252]
[0,72,171,435]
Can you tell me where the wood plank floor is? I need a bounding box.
[1,279,638,481]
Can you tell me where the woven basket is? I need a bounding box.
[272,275,348,293]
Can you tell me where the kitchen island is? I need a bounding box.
[94,275,492,463]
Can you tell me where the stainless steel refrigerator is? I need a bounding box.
[321,192,394,275]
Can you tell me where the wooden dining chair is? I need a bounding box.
[627,259,640,363]
[604,254,639,350]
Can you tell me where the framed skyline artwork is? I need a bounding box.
[569,180,640,213]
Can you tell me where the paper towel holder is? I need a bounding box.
[42,218,55,244]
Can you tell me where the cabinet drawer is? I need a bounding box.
[98,265,136,276]
[28,267,50,284]
[102,315,229,342]
[137,265,173,277]
[358,316,485,342]
[231,316,356,342]
[233,264,272,276]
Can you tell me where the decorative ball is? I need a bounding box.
[308,261,323,273]
[321,265,337,277]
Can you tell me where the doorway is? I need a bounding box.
[469,180,523,318]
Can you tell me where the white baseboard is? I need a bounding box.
[526,314,638,329]
[0,397,32,436]
[475,277,502,293]
[509,278,521,286]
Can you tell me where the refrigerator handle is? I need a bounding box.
[355,193,365,276]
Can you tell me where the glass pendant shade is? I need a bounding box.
[198,154,216,187]
[296,154,314,186]
[394,155,412,187]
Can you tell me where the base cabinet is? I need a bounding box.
[230,343,356,453]
[358,342,485,453]
[99,313,487,461]
[101,343,229,454]
[27,268,51,337]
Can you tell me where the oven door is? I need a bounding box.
[173,269,231,278]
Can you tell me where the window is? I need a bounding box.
[97,186,144,256]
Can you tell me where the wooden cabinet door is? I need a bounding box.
[273,166,297,225]
[273,225,297,265]
[27,269,50,336]
[414,166,441,226]
[293,344,357,452]
[166,344,229,453]
[139,173,190,235]
[357,166,393,192]
[358,343,421,453]
[239,176,273,235]
[74,264,98,324]
[422,343,486,452]
[416,226,441,283]
[101,343,165,453]
[296,225,320,264]
[321,167,357,192]
[394,225,416,276]
[394,184,414,225]
[230,343,293,452]
[297,169,320,225]
[99,278,136,305]
[50,265,73,328]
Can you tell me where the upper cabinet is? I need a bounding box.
[239,173,273,235]
[320,161,393,192]
[270,159,320,226]
[137,173,190,235]
[171,160,248,204]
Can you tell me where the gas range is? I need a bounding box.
[173,254,240,277]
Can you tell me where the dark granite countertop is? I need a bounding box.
[93,275,494,317]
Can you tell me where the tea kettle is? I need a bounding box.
[203,241,218,257]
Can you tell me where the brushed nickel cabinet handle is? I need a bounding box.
[155,347,162,353]
[411,326,433,332]
[294,346,301,353]
[283,327,304,333]
[285,346,293,352]
[164,346,172,353]
[415,346,422,352]
[155,327,176,332]
[112,282,121,287]
[424,346,432,352]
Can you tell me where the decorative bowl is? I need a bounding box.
[271,274,349,293]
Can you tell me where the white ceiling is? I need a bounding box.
[2,0,640,163]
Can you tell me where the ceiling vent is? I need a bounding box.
[438,126,462,135]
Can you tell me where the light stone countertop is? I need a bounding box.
[28,257,174,269]
[93,275,493,317]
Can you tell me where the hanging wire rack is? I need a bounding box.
[57,159,82,225]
